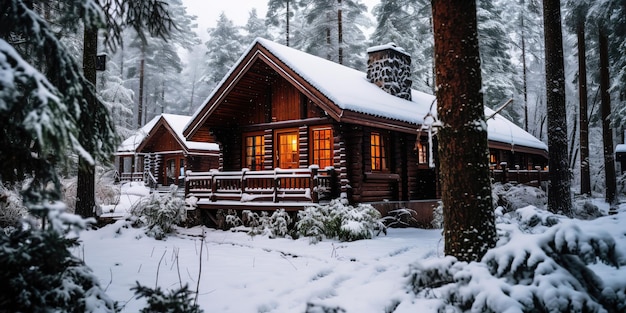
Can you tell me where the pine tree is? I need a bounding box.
[244,8,274,43]
[295,0,372,70]
[477,0,520,123]
[266,0,298,46]
[202,13,244,90]
[432,0,496,262]
[543,0,572,215]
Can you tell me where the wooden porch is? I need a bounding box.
[184,167,338,211]
[490,163,549,188]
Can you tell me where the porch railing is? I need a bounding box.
[118,171,145,182]
[185,167,337,203]
[490,163,548,188]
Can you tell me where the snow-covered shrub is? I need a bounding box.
[132,282,203,313]
[573,199,604,220]
[381,208,419,228]
[492,182,547,213]
[130,185,186,239]
[62,166,121,214]
[0,184,27,229]
[296,199,386,242]
[239,209,293,238]
[431,201,444,229]
[305,302,346,313]
[407,221,625,313]
[0,211,116,312]
[513,205,561,233]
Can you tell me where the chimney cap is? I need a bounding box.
[366,42,410,57]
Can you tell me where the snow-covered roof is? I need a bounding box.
[189,37,547,153]
[616,144,626,154]
[118,114,219,154]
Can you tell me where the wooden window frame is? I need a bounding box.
[243,132,265,171]
[310,126,333,169]
[370,131,389,172]
[417,139,428,165]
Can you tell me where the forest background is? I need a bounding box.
[94,0,626,197]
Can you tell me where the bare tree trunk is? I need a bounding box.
[432,0,496,262]
[521,13,529,132]
[599,29,616,204]
[286,0,290,47]
[337,0,343,65]
[137,43,146,127]
[543,0,572,215]
[577,16,591,196]
[76,23,97,218]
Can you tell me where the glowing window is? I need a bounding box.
[245,135,265,170]
[312,128,333,169]
[371,132,387,171]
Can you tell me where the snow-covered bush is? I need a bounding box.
[0,211,116,312]
[238,209,293,238]
[431,201,444,229]
[380,208,419,228]
[573,199,604,220]
[407,221,625,313]
[131,282,203,313]
[296,199,386,242]
[492,182,547,213]
[130,185,186,239]
[0,184,27,229]
[61,166,121,215]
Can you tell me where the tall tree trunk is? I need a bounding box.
[432,0,496,262]
[521,11,529,132]
[76,23,97,218]
[137,43,146,127]
[543,0,572,215]
[599,29,616,204]
[286,0,290,47]
[577,16,591,196]
[338,0,343,65]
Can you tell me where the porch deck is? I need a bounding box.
[185,167,337,211]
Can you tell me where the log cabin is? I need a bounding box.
[115,114,220,187]
[182,38,548,217]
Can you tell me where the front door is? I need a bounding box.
[276,131,299,169]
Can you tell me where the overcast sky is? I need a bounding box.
[182,0,380,41]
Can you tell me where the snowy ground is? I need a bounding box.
[78,183,626,312]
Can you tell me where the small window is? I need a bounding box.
[417,140,428,164]
[370,132,388,171]
[311,127,333,169]
[244,134,265,170]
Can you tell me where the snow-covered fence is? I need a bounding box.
[490,163,548,188]
[185,167,336,205]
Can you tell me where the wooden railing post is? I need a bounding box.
[535,166,542,188]
[185,170,191,196]
[241,168,247,193]
[211,171,217,202]
[311,167,319,203]
[273,168,279,203]
[515,164,521,183]
[500,162,508,183]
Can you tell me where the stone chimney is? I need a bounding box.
[366,43,412,101]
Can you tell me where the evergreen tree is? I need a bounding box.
[432,0,496,262]
[0,0,117,211]
[477,0,520,123]
[245,8,273,43]
[266,0,297,46]
[295,0,372,70]
[202,13,244,90]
